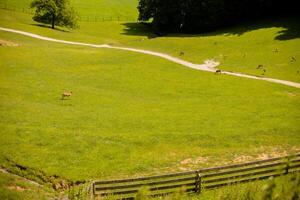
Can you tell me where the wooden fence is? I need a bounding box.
[0,4,137,22]
[93,153,300,199]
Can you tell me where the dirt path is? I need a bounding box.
[1,27,300,89]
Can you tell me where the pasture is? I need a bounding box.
[0,0,138,19]
[0,9,299,82]
[0,0,300,199]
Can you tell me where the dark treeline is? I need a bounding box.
[137,0,299,33]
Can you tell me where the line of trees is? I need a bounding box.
[138,0,298,33]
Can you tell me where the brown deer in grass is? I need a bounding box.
[61,91,72,100]
[215,69,222,75]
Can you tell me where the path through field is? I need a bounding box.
[1,27,300,89]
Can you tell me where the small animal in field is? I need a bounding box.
[179,51,185,56]
[61,91,72,100]
[291,57,296,62]
[215,69,222,75]
[257,64,264,69]
[273,48,279,53]
[261,69,266,76]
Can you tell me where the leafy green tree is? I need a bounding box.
[138,0,298,33]
[30,0,78,29]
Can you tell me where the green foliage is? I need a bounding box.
[138,0,299,33]
[187,175,300,200]
[68,184,90,200]
[135,187,150,200]
[30,0,78,29]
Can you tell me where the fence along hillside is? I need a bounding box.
[93,153,300,199]
[0,3,137,22]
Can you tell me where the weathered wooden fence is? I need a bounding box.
[93,153,300,199]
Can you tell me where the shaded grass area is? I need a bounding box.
[0,31,300,181]
[0,9,299,82]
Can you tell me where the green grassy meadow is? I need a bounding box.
[0,0,138,19]
[0,9,299,82]
[1,28,300,180]
[0,1,300,199]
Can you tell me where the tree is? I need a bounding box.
[138,0,298,33]
[30,0,78,29]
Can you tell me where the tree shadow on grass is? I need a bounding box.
[31,24,71,33]
[121,16,300,41]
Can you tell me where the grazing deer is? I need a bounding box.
[273,48,279,53]
[291,57,296,62]
[215,69,222,75]
[179,51,185,56]
[261,69,266,76]
[257,64,263,69]
[61,91,72,100]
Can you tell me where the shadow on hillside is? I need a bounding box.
[121,16,300,41]
[31,24,70,33]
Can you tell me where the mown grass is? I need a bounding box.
[1,29,300,182]
[0,9,299,82]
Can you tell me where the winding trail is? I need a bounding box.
[1,27,300,89]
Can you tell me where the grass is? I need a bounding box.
[0,2,300,199]
[0,0,138,19]
[0,9,299,82]
[0,29,300,181]
[1,171,298,200]
[0,171,51,200]
[168,174,300,200]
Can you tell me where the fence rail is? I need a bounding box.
[93,153,300,199]
[0,4,137,22]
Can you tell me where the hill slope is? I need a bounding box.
[0,8,299,82]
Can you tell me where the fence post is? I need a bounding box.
[92,181,95,195]
[195,171,202,194]
[285,157,291,175]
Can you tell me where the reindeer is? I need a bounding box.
[61,91,72,100]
